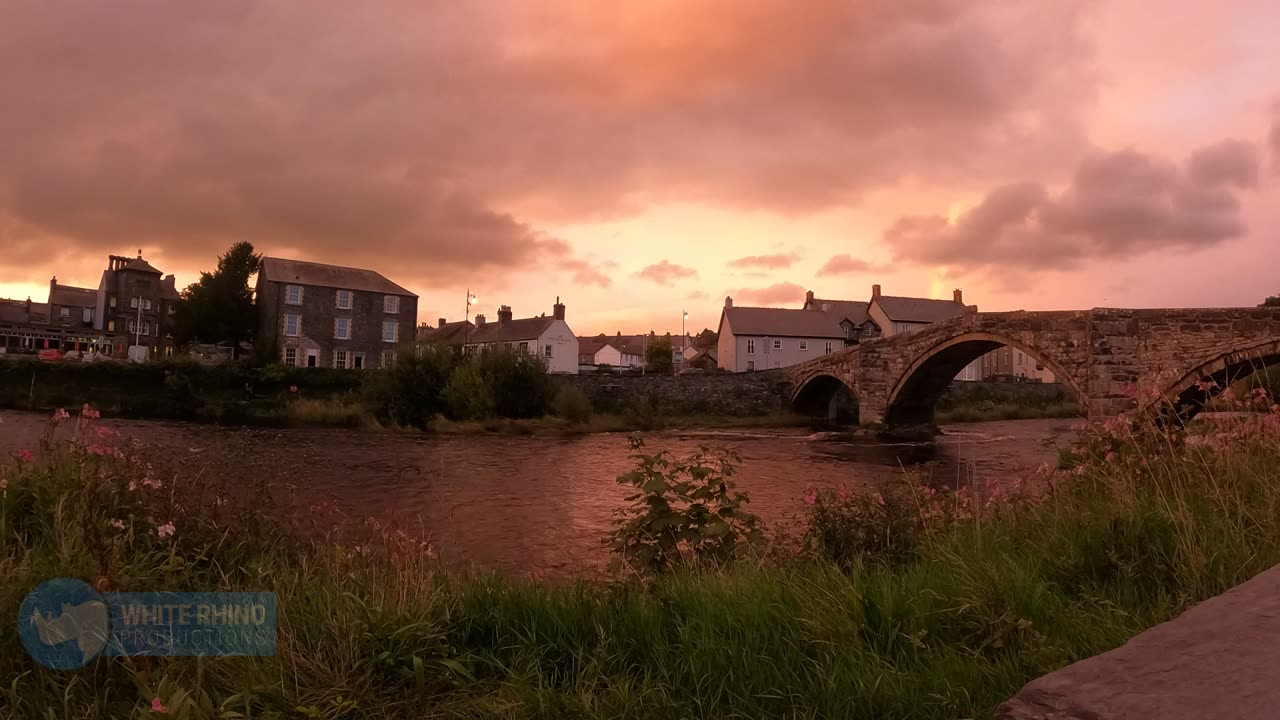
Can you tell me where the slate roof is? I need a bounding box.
[805,297,871,325]
[722,306,845,339]
[578,337,613,357]
[122,257,163,274]
[260,257,416,297]
[874,295,967,323]
[0,299,48,325]
[50,284,98,308]
[469,316,556,344]
[418,320,472,344]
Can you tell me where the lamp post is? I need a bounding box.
[463,289,477,350]
[679,309,688,374]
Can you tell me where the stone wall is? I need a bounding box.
[563,370,790,416]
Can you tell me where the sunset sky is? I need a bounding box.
[1,1,1277,336]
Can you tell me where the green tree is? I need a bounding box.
[646,337,674,374]
[1261,296,1280,308]
[173,242,261,356]
[364,342,457,428]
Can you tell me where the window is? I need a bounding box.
[1016,351,1024,365]
[747,360,755,371]
[383,295,400,314]
[143,299,152,311]
[109,296,117,309]
[746,339,756,354]
[382,320,398,343]
[334,349,348,369]
[799,340,808,351]
[129,297,138,308]
[772,339,781,350]
[59,307,70,318]
[107,320,116,332]
[284,348,297,366]
[825,341,833,354]
[353,353,364,370]
[284,313,300,337]
[544,344,553,358]
[168,305,175,315]
[336,289,353,310]
[381,351,396,368]
[844,325,853,339]
[306,351,318,368]
[334,317,351,340]
[286,285,303,305]
[518,341,529,355]
[128,319,136,333]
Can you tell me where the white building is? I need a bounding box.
[716,296,846,372]
[463,298,579,374]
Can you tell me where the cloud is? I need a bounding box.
[0,0,1096,286]
[635,260,698,285]
[886,141,1262,272]
[559,257,611,287]
[728,282,806,307]
[727,253,798,270]
[816,254,882,276]
[1271,118,1280,172]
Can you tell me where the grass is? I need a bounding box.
[4,407,1280,718]
[285,396,375,428]
[935,400,1083,423]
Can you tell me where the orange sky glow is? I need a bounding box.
[1,0,1277,337]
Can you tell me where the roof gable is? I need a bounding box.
[260,256,416,297]
[469,316,557,343]
[873,295,967,323]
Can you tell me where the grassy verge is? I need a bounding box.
[4,408,1280,718]
[936,400,1083,423]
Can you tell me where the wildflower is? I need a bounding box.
[111,519,125,530]
[128,481,138,492]
[1104,451,1117,463]
[16,449,34,462]
[53,408,70,420]
[151,697,169,714]
[95,425,113,438]
[803,488,817,506]
[836,482,848,500]
[1251,388,1269,402]
[1197,379,1219,392]
[425,544,438,560]
[1036,462,1051,476]
[1271,404,1280,415]
[80,403,101,419]
[156,522,175,539]
[873,492,885,507]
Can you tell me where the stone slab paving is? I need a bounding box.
[995,564,1280,719]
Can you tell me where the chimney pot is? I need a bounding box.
[953,289,963,304]
[872,284,881,299]
[805,289,814,304]
[475,314,486,326]
[725,296,733,308]
[553,297,565,321]
[438,317,446,328]
[498,305,513,325]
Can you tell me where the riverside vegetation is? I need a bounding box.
[5,383,1280,718]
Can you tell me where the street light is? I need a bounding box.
[463,289,478,349]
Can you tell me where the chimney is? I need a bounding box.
[725,296,733,308]
[50,275,57,300]
[475,314,486,327]
[953,289,963,304]
[805,289,814,305]
[872,284,881,300]
[553,296,565,321]
[498,305,513,325]
[438,317,447,328]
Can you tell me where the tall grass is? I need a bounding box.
[4,405,1280,718]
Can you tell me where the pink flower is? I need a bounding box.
[1197,379,1219,392]
[836,483,848,500]
[803,488,817,506]
[53,408,70,420]
[95,426,114,438]
[873,492,885,507]
[151,697,168,714]
[16,449,34,462]
[1271,404,1280,415]
[80,403,101,419]
[156,522,176,539]
[425,544,438,560]
[1104,451,1117,463]
[111,519,125,530]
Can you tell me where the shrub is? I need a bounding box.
[606,436,763,576]
[444,362,495,420]
[553,384,593,424]
[364,343,456,428]
[444,347,554,420]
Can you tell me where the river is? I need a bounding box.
[0,411,1074,577]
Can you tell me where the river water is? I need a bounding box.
[0,411,1073,577]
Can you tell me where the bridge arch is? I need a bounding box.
[1161,338,1280,422]
[885,332,1086,428]
[791,372,860,423]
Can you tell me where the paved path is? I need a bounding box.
[996,564,1280,719]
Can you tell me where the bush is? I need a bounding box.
[553,384,593,424]
[445,347,554,420]
[606,436,764,576]
[444,362,496,420]
[364,343,457,428]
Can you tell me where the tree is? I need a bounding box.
[646,337,673,374]
[173,242,261,357]
[1261,296,1280,308]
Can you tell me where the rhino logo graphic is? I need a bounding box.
[18,578,111,669]
[30,601,109,661]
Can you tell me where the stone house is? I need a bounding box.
[94,254,182,358]
[257,257,418,369]
[716,296,847,372]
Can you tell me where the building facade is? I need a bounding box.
[461,299,579,374]
[257,257,418,369]
[716,296,846,372]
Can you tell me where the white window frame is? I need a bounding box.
[286,285,303,305]
[381,351,396,368]
[382,320,398,343]
[284,313,300,337]
[129,297,138,309]
[334,317,351,340]
[383,295,400,314]
[284,347,297,366]
[59,307,70,318]
[143,299,152,311]
[336,289,353,310]
[746,338,756,355]
[334,349,348,369]
[518,341,529,355]
[142,321,151,336]
[109,296,117,309]
[799,340,808,351]
[544,344,553,359]
[772,339,782,350]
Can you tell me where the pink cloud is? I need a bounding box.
[635,260,698,285]
[816,254,882,276]
[727,253,798,270]
[728,282,805,307]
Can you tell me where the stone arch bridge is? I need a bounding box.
[784,307,1280,428]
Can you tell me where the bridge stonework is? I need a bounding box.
[785,307,1280,427]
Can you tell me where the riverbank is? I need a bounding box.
[4,408,1280,718]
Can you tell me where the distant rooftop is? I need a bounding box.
[722,305,845,339]
[260,256,416,297]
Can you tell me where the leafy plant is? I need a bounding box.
[606,436,763,576]
[553,384,593,424]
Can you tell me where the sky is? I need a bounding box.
[1,0,1277,337]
